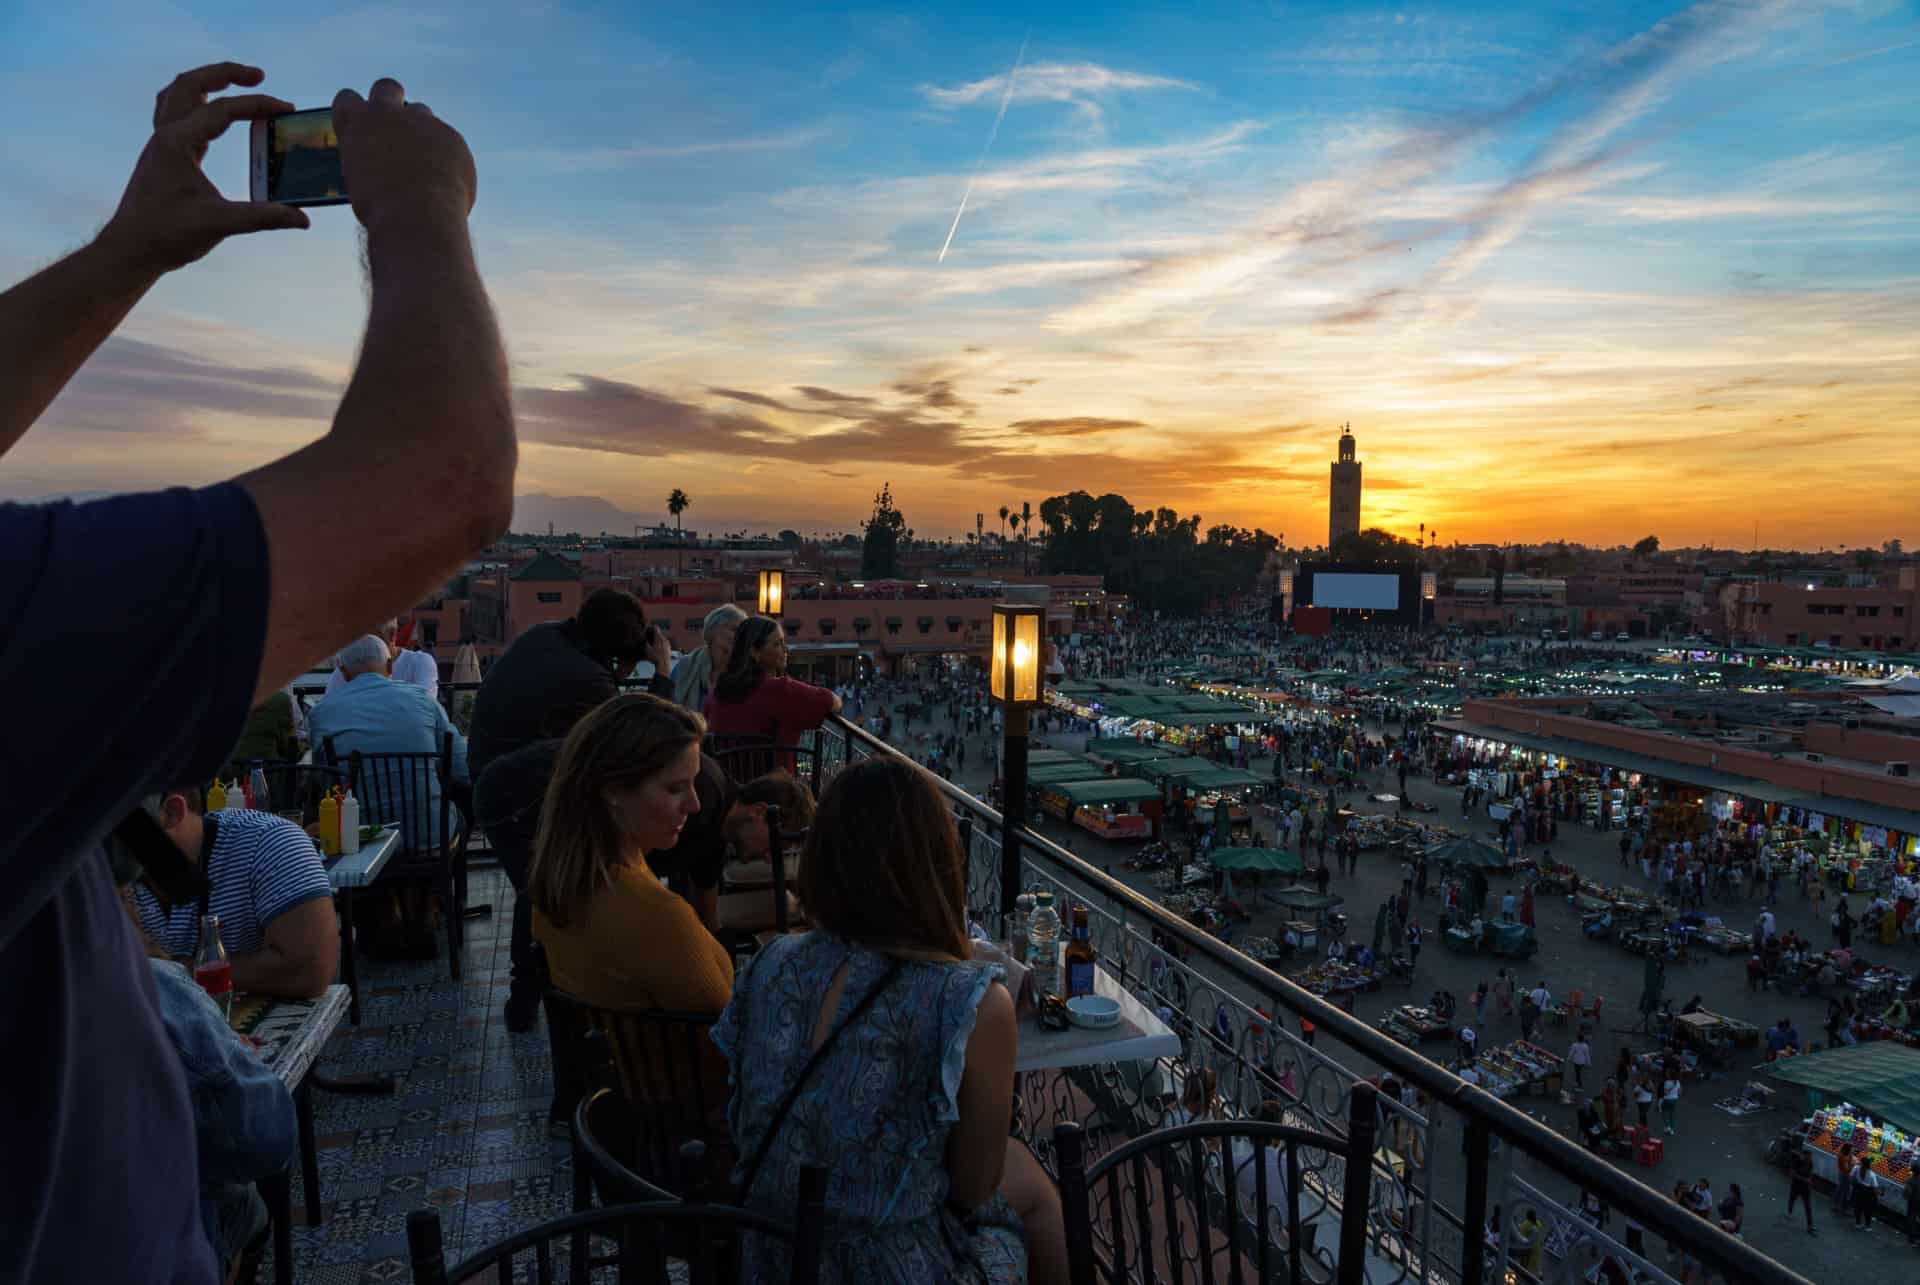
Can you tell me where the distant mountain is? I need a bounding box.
[510,493,656,536]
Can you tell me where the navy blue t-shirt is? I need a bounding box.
[0,484,270,1285]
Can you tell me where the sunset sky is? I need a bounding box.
[2,1,1916,549]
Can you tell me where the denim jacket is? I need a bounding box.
[148,960,297,1261]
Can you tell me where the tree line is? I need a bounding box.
[1031,491,1279,614]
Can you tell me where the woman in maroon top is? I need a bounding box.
[703,616,843,767]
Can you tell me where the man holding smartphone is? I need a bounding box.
[0,65,516,1284]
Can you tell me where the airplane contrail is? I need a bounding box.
[938,35,1028,264]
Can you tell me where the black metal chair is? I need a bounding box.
[1052,1082,1379,1285]
[406,1179,826,1285]
[572,1087,675,1208]
[707,728,825,797]
[565,996,735,1201]
[325,731,468,980]
[540,969,613,1130]
[249,760,350,827]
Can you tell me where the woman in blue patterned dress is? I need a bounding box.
[713,757,1067,1283]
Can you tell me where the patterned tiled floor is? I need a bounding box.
[265,867,574,1284]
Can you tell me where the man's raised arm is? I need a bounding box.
[238,78,517,704]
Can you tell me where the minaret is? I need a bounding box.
[1329,424,1362,548]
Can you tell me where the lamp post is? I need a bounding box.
[756,568,785,617]
[990,601,1046,916]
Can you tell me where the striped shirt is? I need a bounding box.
[134,808,332,957]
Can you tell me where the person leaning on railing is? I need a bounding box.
[0,66,513,1285]
[714,757,1068,1284]
[704,616,843,766]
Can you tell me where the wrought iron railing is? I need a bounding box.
[289,679,1808,1285]
[814,715,1809,1285]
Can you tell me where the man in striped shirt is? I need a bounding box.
[132,788,337,999]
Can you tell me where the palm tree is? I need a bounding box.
[667,488,690,574]
[997,505,1010,564]
[1020,501,1033,574]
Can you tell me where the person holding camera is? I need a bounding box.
[467,587,674,783]
[0,64,515,1284]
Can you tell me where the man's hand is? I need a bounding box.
[332,78,477,237]
[97,63,311,277]
[643,626,673,679]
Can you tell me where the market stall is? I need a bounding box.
[1045,778,1164,840]
[1381,1004,1454,1046]
[1769,1044,1920,1195]
[1468,1040,1564,1099]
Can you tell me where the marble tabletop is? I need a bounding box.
[234,983,351,1090]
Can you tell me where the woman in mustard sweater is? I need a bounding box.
[529,694,733,1012]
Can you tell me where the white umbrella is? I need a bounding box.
[451,643,482,727]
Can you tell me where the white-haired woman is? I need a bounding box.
[671,603,748,712]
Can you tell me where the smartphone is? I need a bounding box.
[250,108,348,206]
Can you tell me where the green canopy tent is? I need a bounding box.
[1026,761,1107,786]
[1083,738,1178,766]
[1136,758,1219,785]
[1181,765,1268,792]
[1265,885,1344,912]
[1208,847,1303,875]
[1025,748,1081,766]
[1425,836,1511,871]
[1767,1043,1920,1136]
[1049,778,1164,808]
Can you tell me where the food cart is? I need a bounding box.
[1045,778,1163,841]
[1769,1043,1920,1197]
[1263,884,1345,952]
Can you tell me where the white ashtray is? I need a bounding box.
[1067,995,1121,1029]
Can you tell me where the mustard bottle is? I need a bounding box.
[319,789,340,857]
[207,779,228,811]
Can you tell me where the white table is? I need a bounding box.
[328,825,400,890]
[235,984,349,1285]
[328,826,399,1024]
[1017,963,1182,1073]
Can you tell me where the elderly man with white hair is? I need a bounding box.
[308,633,471,851]
[671,602,748,712]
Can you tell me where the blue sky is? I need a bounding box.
[1,0,1916,548]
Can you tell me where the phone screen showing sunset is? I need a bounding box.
[267,109,344,203]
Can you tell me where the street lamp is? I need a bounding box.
[756,568,785,616]
[990,601,1047,915]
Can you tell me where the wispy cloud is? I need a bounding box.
[1006,416,1147,437]
[1044,0,1830,334]
[920,60,1197,124]
[526,126,830,172]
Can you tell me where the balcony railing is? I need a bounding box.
[813,715,1810,1285]
[289,680,1810,1285]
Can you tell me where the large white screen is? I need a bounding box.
[1312,573,1400,610]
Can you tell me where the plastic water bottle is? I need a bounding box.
[1028,891,1062,997]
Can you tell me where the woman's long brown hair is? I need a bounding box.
[798,756,970,960]
[528,693,705,928]
[712,615,781,704]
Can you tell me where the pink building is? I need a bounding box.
[1720,567,1919,650]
